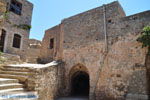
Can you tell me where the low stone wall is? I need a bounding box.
[26,61,65,100]
[0,53,21,65]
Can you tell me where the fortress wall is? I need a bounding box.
[40,1,150,100]
[62,1,125,49]
[60,1,127,98]
[95,11,150,100]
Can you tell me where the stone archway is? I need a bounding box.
[69,64,89,97]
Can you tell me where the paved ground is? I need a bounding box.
[56,97,89,100]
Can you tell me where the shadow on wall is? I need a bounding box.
[36,57,53,64]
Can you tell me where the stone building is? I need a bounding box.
[0,0,34,59]
[0,0,150,100]
[40,1,150,100]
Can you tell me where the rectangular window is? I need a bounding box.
[13,34,21,48]
[9,0,22,15]
[0,29,6,52]
[49,38,54,49]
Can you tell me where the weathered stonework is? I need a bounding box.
[0,0,150,100]
[25,62,65,100]
[40,1,150,100]
[40,25,63,63]
[25,39,41,63]
[0,0,33,60]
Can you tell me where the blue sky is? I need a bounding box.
[28,0,150,40]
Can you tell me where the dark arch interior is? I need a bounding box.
[71,71,89,96]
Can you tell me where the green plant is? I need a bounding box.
[3,11,9,19]
[137,26,150,54]
[0,11,11,24]
[13,24,32,31]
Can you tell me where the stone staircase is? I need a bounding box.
[0,65,38,100]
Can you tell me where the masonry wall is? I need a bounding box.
[61,1,126,99]
[24,39,41,63]
[0,0,33,59]
[62,1,125,49]
[95,11,150,100]
[40,1,150,100]
[40,25,63,63]
[32,63,65,100]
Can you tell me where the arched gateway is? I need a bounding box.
[69,64,89,97]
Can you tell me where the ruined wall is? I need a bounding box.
[40,25,63,63]
[24,39,41,63]
[0,0,33,58]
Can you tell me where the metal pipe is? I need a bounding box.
[103,4,108,52]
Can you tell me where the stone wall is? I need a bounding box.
[0,0,6,17]
[62,1,125,49]
[40,25,63,63]
[40,1,150,100]
[0,0,33,59]
[95,34,148,100]
[0,52,21,65]
[24,39,41,63]
[60,1,127,98]
[30,62,65,100]
[95,11,150,100]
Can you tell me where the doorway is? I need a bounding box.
[71,71,89,96]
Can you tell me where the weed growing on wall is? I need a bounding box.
[137,26,150,54]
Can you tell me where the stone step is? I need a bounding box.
[0,83,24,90]
[0,74,27,82]
[0,78,19,84]
[0,88,24,93]
[0,71,34,76]
[0,67,32,72]
[0,90,37,95]
[4,65,32,69]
